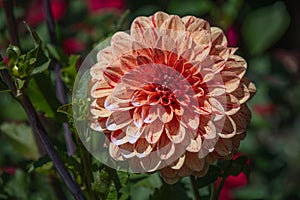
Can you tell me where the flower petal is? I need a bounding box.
[170,155,185,170]
[143,119,164,144]
[106,111,132,131]
[91,80,113,98]
[109,143,124,161]
[186,134,202,152]
[158,104,174,123]
[165,119,186,144]
[126,122,144,144]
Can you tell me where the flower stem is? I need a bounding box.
[214,177,226,200]
[209,183,215,200]
[74,130,99,200]
[3,0,19,46]
[42,0,76,155]
[190,176,201,200]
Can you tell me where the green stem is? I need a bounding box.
[75,130,99,200]
[105,167,122,195]
[209,183,215,200]
[214,177,226,200]
[190,176,201,200]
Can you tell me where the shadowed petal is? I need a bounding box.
[135,138,154,158]
[119,143,135,158]
[217,115,237,138]
[185,152,205,172]
[214,138,233,156]
[111,130,128,145]
[139,152,161,172]
[157,134,175,160]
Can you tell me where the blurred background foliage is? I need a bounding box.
[0,0,300,199]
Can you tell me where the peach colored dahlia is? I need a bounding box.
[89,11,256,184]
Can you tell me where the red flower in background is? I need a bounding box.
[253,104,276,116]
[63,38,86,55]
[0,167,16,175]
[219,173,248,200]
[26,0,67,26]
[226,26,238,47]
[217,153,250,200]
[87,0,124,13]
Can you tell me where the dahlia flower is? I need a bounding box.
[88,11,256,184]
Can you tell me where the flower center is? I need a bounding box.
[131,83,177,107]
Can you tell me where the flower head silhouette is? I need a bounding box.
[88,11,256,184]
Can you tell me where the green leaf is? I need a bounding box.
[2,169,57,200]
[0,59,7,70]
[92,169,113,200]
[27,77,58,118]
[0,80,9,93]
[31,59,51,75]
[60,55,80,88]
[168,0,213,16]
[46,44,68,65]
[6,45,21,66]
[28,155,52,173]
[125,173,163,200]
[24,22,42,47]
[106,182,118,200]
[0,92,27,120]
[114,9,130,31]
[150,180,192,200]
[242,2,291,55]
[57,103,73,118]
[133,173,162,190]
[0,122,39,160]
[14,78,25,90]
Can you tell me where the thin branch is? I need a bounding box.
[20,93,86,200]
[42,0,57,45]
[2,2,86,199]
[3,0,19,45]
[190,176,201,200]
[0,58,86,200]
[42,0,76,155]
